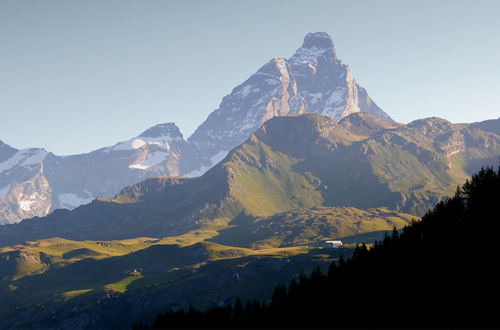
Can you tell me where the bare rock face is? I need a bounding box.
[0,32,392,224]
[1,113,500,247]
[0,147,52,224]
[0,123,200,224]
[0,172,52,225]
[188,32,392,170]
[187,57,307,171]
[44,122,200,207]
[3,32,500,226]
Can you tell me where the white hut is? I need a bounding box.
[326,240,342,248]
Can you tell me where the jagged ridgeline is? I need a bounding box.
[187,32,392,169]
[1,112,499,248]
[0,112,499,329]
[0,31,499,330]
[0,32,393,225]
[137,166,500,329]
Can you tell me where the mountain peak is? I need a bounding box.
[139,123,183,139]
[302,32,335,50]
[289,32,337,65]
[339,112,402,135]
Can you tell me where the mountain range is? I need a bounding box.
[2,111,499,247]
[1,110,499,329]
[0,32,392,225]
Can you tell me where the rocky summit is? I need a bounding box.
[0,30,499,330]
[0,123,198,225]
[188,32,391,170]
[2,112,499,247]
[0,32,392,224]
[0,32,405,224]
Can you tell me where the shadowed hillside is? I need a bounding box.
[138,166,500,329]
[1,113,499,249]
[0,113,499,329]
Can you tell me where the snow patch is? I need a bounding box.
[183,150,229,178]
[321,88,345,119]
[240,122,257,132]
[265,78,279,85]
[111,138,147,151]
[19,200,36,211]
[309,93,323,105]
[253,95,268,107]
[289,46,326,66]
[0,149,47,174]
[128,151,169,170]
[129,164,148,170]
[18,192,47,211]
[131,139,147,149]
[183,165,209,178]
[210,150,229,166]
[0,184,11,199]
[240,85,252,97]
[107,135,180,152]
[58,190,94,210]
[234,85,260,98]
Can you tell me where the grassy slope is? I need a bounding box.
[209,206,415,249]
[365,120,500,214]
[0,234,350,329]
[1,113,499,328]
[1,203,416,328]
[225,140,324,217]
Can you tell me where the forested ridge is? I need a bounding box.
[135,166,500,329]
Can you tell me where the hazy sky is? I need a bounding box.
[1,0,499,155]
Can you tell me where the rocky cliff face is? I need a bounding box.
[0,123,199,225]
[187,32,391,169]
[44,122,200,206]
[0,147,52,224]
[2,112,499,245]
[0,32,393,224]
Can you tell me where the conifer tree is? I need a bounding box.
[232,297,243,325]
[327,259,337,278]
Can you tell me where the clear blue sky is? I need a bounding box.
[1,0,499,155]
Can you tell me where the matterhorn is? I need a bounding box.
[187,32,392,169]
[0,32,392,224]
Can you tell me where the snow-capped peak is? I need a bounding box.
[0,148,48,174]
[302,32,336,50]
[288,32,337,66]
[105,123,184,153]
[139,123,183,139]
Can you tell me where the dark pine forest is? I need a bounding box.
[135,166,500,329]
